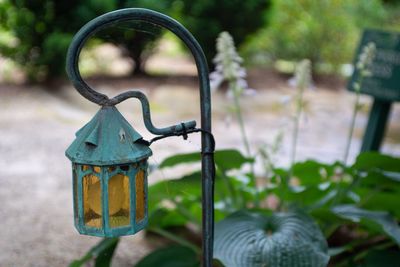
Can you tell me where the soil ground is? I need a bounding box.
[0,67,399,266]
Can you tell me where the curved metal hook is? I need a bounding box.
[66,8,209,107]
[118,90,196,135]
[66,8,214,267]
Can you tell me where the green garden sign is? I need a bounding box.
[348,29,400,151]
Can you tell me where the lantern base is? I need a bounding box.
[74,218,148,237]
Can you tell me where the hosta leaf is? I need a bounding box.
[214,149,254,171]
[214,211,329,267]
[134,245,199,267]
[353,152,400,172]
[149,169,234,208]
[148,208,188,228]
[291,160,329,186]
[358,170,400,191]
[332,205,400,245]
[285,184,335,208]
[159,151,201,168]
[353,188,400,218]
[159,149,253,170]
[69,238,119,267]
[148,171,202,210]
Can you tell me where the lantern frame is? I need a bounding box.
[66,8,215,267]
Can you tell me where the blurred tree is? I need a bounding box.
[244,0,388,73]
[106,0,173,75]
[174,0,271,67]
[0,0,172,82]
[0,0,115,82]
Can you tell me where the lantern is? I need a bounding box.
[65,8,216,265]
[66,106,152,237]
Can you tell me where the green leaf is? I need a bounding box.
[358,249,400,267]
[134,245,199,267]
[291,160,329,185]
[214,210,330,267]
[69,238,119,267]
[159,152,201,168]
[353,152,400,172]
[331,205,400,245]
[159,149,253,170]
[358,170,400,191]
[214,149,254,171]
[285,184,336,208]
[148,208,189,229]
[381,171,400,182]
[149,171,202,210]
[354,188,400,218]
[148,166,237,230]
[328,246,349,256]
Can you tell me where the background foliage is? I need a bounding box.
[0,0,109,81]
[243,0,392,71]
[1,0,400,81]
[0,0,172,81]
[0,0,272,81]
[172,0,271,67]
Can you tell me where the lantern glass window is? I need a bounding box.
[108,173,130,228]
[83,174,102,228]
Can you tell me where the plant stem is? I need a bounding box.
[232,84,260,207]
[343,40,375,164]
[149,227,201,254]
[343,91,360,164]
[290,84,305,176]
[232,88,252,157]
[217,168,242,209]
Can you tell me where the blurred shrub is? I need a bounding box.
[383,2,400,32]
[244,0,388,72]
[0,0,109,82]
[0,0,112,82]
[0,0,172,82]
[174,0,271,67]
[104,0,173,75]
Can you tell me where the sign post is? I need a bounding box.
[361,99,392,151]
[348,29,400,152]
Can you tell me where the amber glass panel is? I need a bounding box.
[83,174,102,228]
[136,170,145,222]
[108,174,130,228]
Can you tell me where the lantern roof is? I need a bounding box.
[66,106,152,165]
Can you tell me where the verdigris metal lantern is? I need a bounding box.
[65,8,215,266]
[66,106,153,236]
